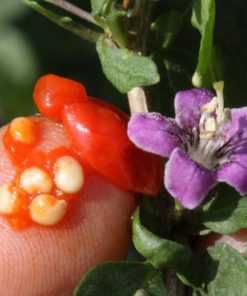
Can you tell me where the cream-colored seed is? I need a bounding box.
[54,156,84,194]
[9,117,37,144]
[20,167,53,195]
[30,194,67,225]
[0,183,17,215]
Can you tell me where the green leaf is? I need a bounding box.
[191,0,221,88]
[203,192,247,235]
[91,0,113,16]
[177,255,205,291]
[178,244,247,295]
[191,0,247,102]
[187,185,247,235]
[74,261,168,296]
[205,243,247,295]
[106,9,130,47]
[24,0,100,43]
[151,10,182,49]
[133,208,191,269]
[96,37,160,93]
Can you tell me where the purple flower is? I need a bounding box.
[128,82,247,209]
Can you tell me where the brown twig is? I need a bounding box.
[44,0,97,25]
[127,0,155,114]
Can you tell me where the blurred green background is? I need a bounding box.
[0,0,127,124]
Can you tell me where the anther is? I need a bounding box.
[222,108,231,124]
[213,81,224,92]
[213,81,225,124]
[202,96,218,113]
[20,167,53,195]
[205,117,217,133]
[30,194,67,225]
[0,183,17,215]
[53,156,84,194]
[9,117,38,145]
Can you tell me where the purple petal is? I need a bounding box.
[128,112,183,157]
[217,152,247,195]
[175,88,214,129]
[164,148,216,209]
[220,107,247,141]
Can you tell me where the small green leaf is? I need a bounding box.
[133,208,191,269]
[91,0,113,16]
[96,37,160,93]
[106,9,130,47]
[151,10,182,49]
[186,185,247,235]
[74,261,168,296]
[191,0,214,32]
[191,0,221,88]
[206,243,247,295]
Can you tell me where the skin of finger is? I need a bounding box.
[0,117,137,296]
[195,230,247,255]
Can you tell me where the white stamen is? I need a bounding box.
[199,112,209,130]
[200,131,215,140]
[213,81,225,124]
[192,127,198,146]
[202,96,218,113]
[184,81,233,170]
[199,81,229,139]
[187,129,229,170]
[205,117,217,133]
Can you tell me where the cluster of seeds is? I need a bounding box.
[0,117,85,228]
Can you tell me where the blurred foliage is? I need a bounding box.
[0,0,128,124]
[0,0,38,123]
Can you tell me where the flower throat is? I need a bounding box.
[187,82,232,170]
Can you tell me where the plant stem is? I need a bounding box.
[23,0,101,43]
[43,0,97,25]
[164,269,185,296]
[127,0,155,114]
[135,0,153,54]
[127,87,149,114]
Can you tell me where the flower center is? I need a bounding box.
[186,81,232,170]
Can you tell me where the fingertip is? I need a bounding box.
[0,173,136,295]
[0,116,137,295]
